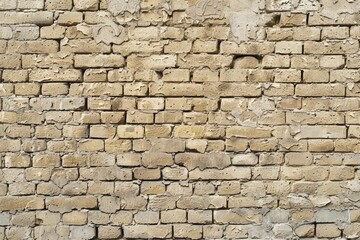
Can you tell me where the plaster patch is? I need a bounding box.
[321,0,360,19]
[93,21,128,45]
[107,0,140,16]
[186,0,230,19]
[265,0,320,12]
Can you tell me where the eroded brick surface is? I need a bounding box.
[0,0,359,239]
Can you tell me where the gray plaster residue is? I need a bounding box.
[93,21,128,45]
[107,0,140,16]
[186,0,261,41]
[321,0,360,19]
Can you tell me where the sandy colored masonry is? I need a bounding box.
[0,0,360,239]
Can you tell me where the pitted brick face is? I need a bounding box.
[0,0,359,239]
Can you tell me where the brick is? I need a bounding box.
[0,54,21,69]
[74,54,125,68]
[127,55,176,70]
[30,69,82,82]
[8,40,58,54]
[123,225,172,238]
[295,84,345,97]
[0,12,53,25]
[189,167,251,180]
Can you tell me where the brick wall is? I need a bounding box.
[0,0,360,239]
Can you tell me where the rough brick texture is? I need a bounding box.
[0,0,360,239]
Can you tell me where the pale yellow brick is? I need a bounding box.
[63,211,87,225]
[316,224,341,238]
[35,125,62,139]
[45,0,72,10]
[41,25,66,39]
[145,125,171,137]
[320,55,345,68]
[74,0,98,10]
[105,139,132,153]
[89,125,116,139]
[84,69,107,82]
[0,54,21,69]
[164,41,192,53]
[15,83,40,96]
[0,12,53,25]
[61,39,111,53]
[124,83,147,96]
[113,41,163,56]
[8,40,58,54]
[79,139,104,152]
[42,83,69,95]
[58,12,83,26]
[117,125,144,139]
[193,69,219,82]
[127,55,176,70]
[134,168,161,180]
[123,225,172,239]
[162,69,190,82]
[126,111,153,124]
[74,54,125,68]
[5,154,31,168]
[101,112,125,124]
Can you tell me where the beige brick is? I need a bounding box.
[58,12,83,26]
[276,41,302,54]
[13,26,40,40]
[303,70,329,83]
[63,211,87,225]
[45,0,72,10]
[8,40,58,54]
[105,139,132,153]
[74,54,125,68]
[42,83,69,96]
[35,125,62,139]
[123,225,172,238]
[164,41,192,53]
[190,167,251,180]
[134,168,161,180]
[0,54,21,69]
[220,69,247,82]
[221,41,274,55]
[295,84,345,97]
[304,40,359,54]
[98,226,121,239]
[79,139,104,152]
[174,224,202,239]
[0,12,53,25]
[175,153,230,170]
[61,39,111,53]
[214,209,261,224]
[0,197,44,211]
[127,55,176,70]
[344,223,360,239]
[295,125,346,139]
[30,69,82,82]
[320,55,345,68]
[5,154,31,168]
[173,126,205,139]
[74,0,98,10]
[178,54,232,69]
[124,83,147,96]
[127,111,153,124]
[90,125,116,138]
[40,25,66,39]
[113,41,163,56]
[316,224,341,238]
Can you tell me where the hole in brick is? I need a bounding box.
[265,14,281,27]
[233,56,262,69]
